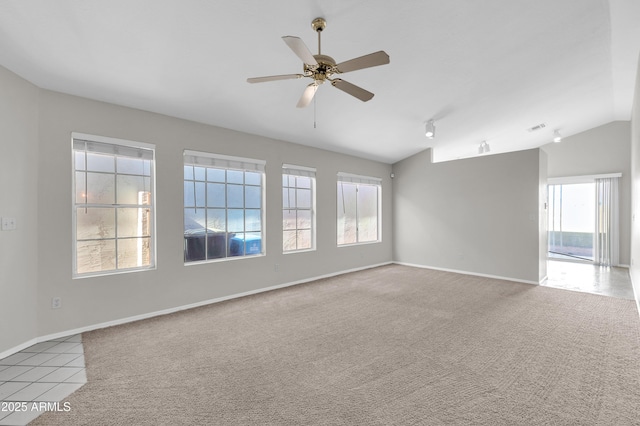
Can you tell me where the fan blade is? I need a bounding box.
[335,51,390,73]
[296,83,318,108]
[282,36,318,65]
[247,74,304,84]
[331,79,374,102]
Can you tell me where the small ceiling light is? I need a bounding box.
[553,130,562,143]
[425,120,435,139]
[478,141,490,154]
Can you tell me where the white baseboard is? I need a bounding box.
[0,338,39,361]
[629,272,640,318]
[1,262,393,360]
[393,262,540,285]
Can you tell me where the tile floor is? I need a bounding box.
[0,334,86,426]
[542,259,636,300]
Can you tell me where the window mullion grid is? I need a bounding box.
[312,179,315,249]
[183,159,264,262]
[283,177,291,253]
[74,140,156,276]
[225,170,229,258]
[114,155,119,270]
[376,186,380,241]
[204,169,208,261]
[83,150,88,213]
[294,178,299,250]
[242,172,246,254]
[192,166,197,214]
[355,185,360,243]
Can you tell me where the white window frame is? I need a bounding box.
[183,150,266,264]
[72,132,156,278]
[282,164,316,253]
[337,172,382,246]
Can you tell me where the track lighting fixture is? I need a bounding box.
[553,130,562,143]
[425,120,435,139]
[478,141,490,154]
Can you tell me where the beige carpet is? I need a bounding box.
[32,265,640,425]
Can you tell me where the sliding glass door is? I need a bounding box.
[548,183,595,261]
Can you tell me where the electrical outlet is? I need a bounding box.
[274,264,279,272]
[1,217,17,231]
[51,297,62,309]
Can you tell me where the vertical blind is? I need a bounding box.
[594,177,619,266]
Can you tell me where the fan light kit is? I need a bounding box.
[247,17,390,108]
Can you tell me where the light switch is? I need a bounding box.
[1,217,17,231]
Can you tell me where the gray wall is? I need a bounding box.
[392,148,544,283]
[631,54,640,307]
[35,90,393,337]
[0,62,393,354]
[0,67,40,354]
[542,121,631,266]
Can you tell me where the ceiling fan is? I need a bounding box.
[247,17,390,108]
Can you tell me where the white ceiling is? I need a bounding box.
[0,0,639,163]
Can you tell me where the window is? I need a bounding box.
[283,164,316,252]
[72,134,155,277]
[183,150,265,263]
[548,173,621,265]
[548,182,595,261]
[337,173,381,245]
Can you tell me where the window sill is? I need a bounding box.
[184,253,265,266]
[337,240,381,248]
[73,265,156,280]
[283,248,316,255]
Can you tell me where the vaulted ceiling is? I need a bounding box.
[0,0,638,163]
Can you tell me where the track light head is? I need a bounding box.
[553,130,562,143]
[425,120,435,139]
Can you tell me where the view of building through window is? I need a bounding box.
[183,151,264,263]
[73,137,155,276]
[337,174,380,245]
[282,165,315,252]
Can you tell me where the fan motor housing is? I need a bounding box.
[306,54,336,83]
